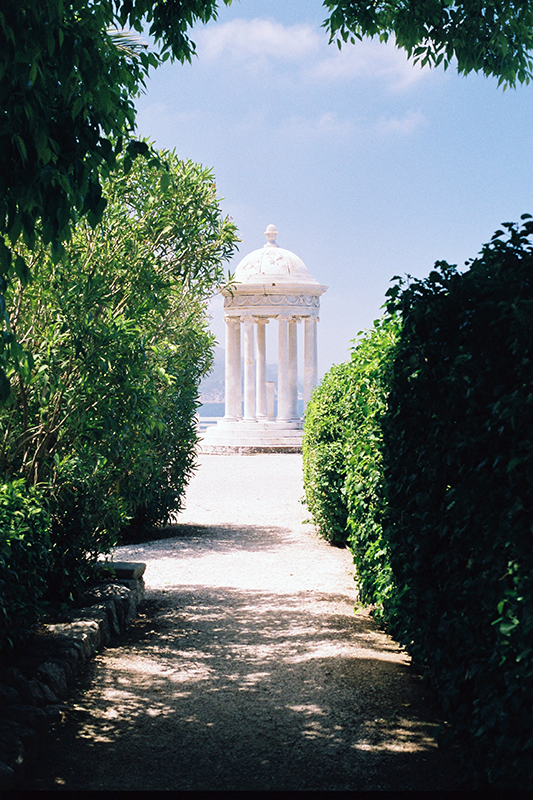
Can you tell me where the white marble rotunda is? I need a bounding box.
[200,225,328,453]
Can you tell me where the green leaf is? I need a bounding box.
[160,170,171,192]
[14,255,30,287]
[0,367,11,404]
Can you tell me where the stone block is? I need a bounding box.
[0,705,49,734]
[0,728,26,772]
[53,643,82,676]
[7,674,36,707]
[0,760,15,790]
[36,662,68,699]
[96,561,146,580]
[0,718,38,747]
[81,583,134,631]
[0,685,22,707]
[28,679,58,706]
[45,619,101,660]
[73,606,111,647]
[44,705,63,726]
[0,727,23,773]
[100,599,121,637]
[116,579,144,613]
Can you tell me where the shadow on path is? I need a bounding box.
[121,522,296,557]
[22,576,461,790]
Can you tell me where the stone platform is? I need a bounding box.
[199,419,303,454]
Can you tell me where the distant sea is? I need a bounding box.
[199,400,305,418]
[199,402,225,418]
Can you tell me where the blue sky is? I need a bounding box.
[134,0,533,377]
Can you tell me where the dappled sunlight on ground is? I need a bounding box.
[21,456,461,791]
[25,585,457,791]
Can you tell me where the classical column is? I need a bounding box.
[224,315,241,420]
[288,317,299,420]
[255,318,268,420]
[266,382,276,420]
[277,315,290,422]
[304,315,318,409]
[243,315,256,422]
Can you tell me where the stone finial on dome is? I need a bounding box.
[264,224,279,247]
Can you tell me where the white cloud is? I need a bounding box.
[280,111,354,142]
[229,107,424,148]
[196,18,429,91]
[307,37,428,91]
[197,18,320,65]
[375,109,426,136]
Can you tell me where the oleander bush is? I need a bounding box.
[1,146,237,602]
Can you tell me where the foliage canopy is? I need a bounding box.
[0,0,232,255]
[323,0,533,86]
[0,0,232,398]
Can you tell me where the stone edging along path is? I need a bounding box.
[0,561,146,789]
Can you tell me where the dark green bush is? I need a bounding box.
[0,480,51,650]
[381,216,533,787]
[304,216,533,786]
[342,317,398,616]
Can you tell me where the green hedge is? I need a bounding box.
[382,217,533,787]
[303,217,533,787]
[303,316,398,613]
[0,481,51,651]
[302,361,352,546]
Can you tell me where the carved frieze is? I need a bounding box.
[224,294,320,310]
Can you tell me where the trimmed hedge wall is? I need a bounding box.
[382,217,533,787]
[303,316,398,614]
[303,217,533,788]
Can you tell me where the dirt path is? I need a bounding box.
[22,454,461,791]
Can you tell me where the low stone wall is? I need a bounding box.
[0,561,146,788]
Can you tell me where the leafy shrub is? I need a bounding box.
[0,480,51,650]
[303,315,399,618]
[381,216,533,787]
[1,147,237,599]
[305,216,533,786]
[303,361,352,546]
[342,317,398,616]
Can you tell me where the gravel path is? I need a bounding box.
[23,454,461,791]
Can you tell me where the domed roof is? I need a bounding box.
[234,225,319,286]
